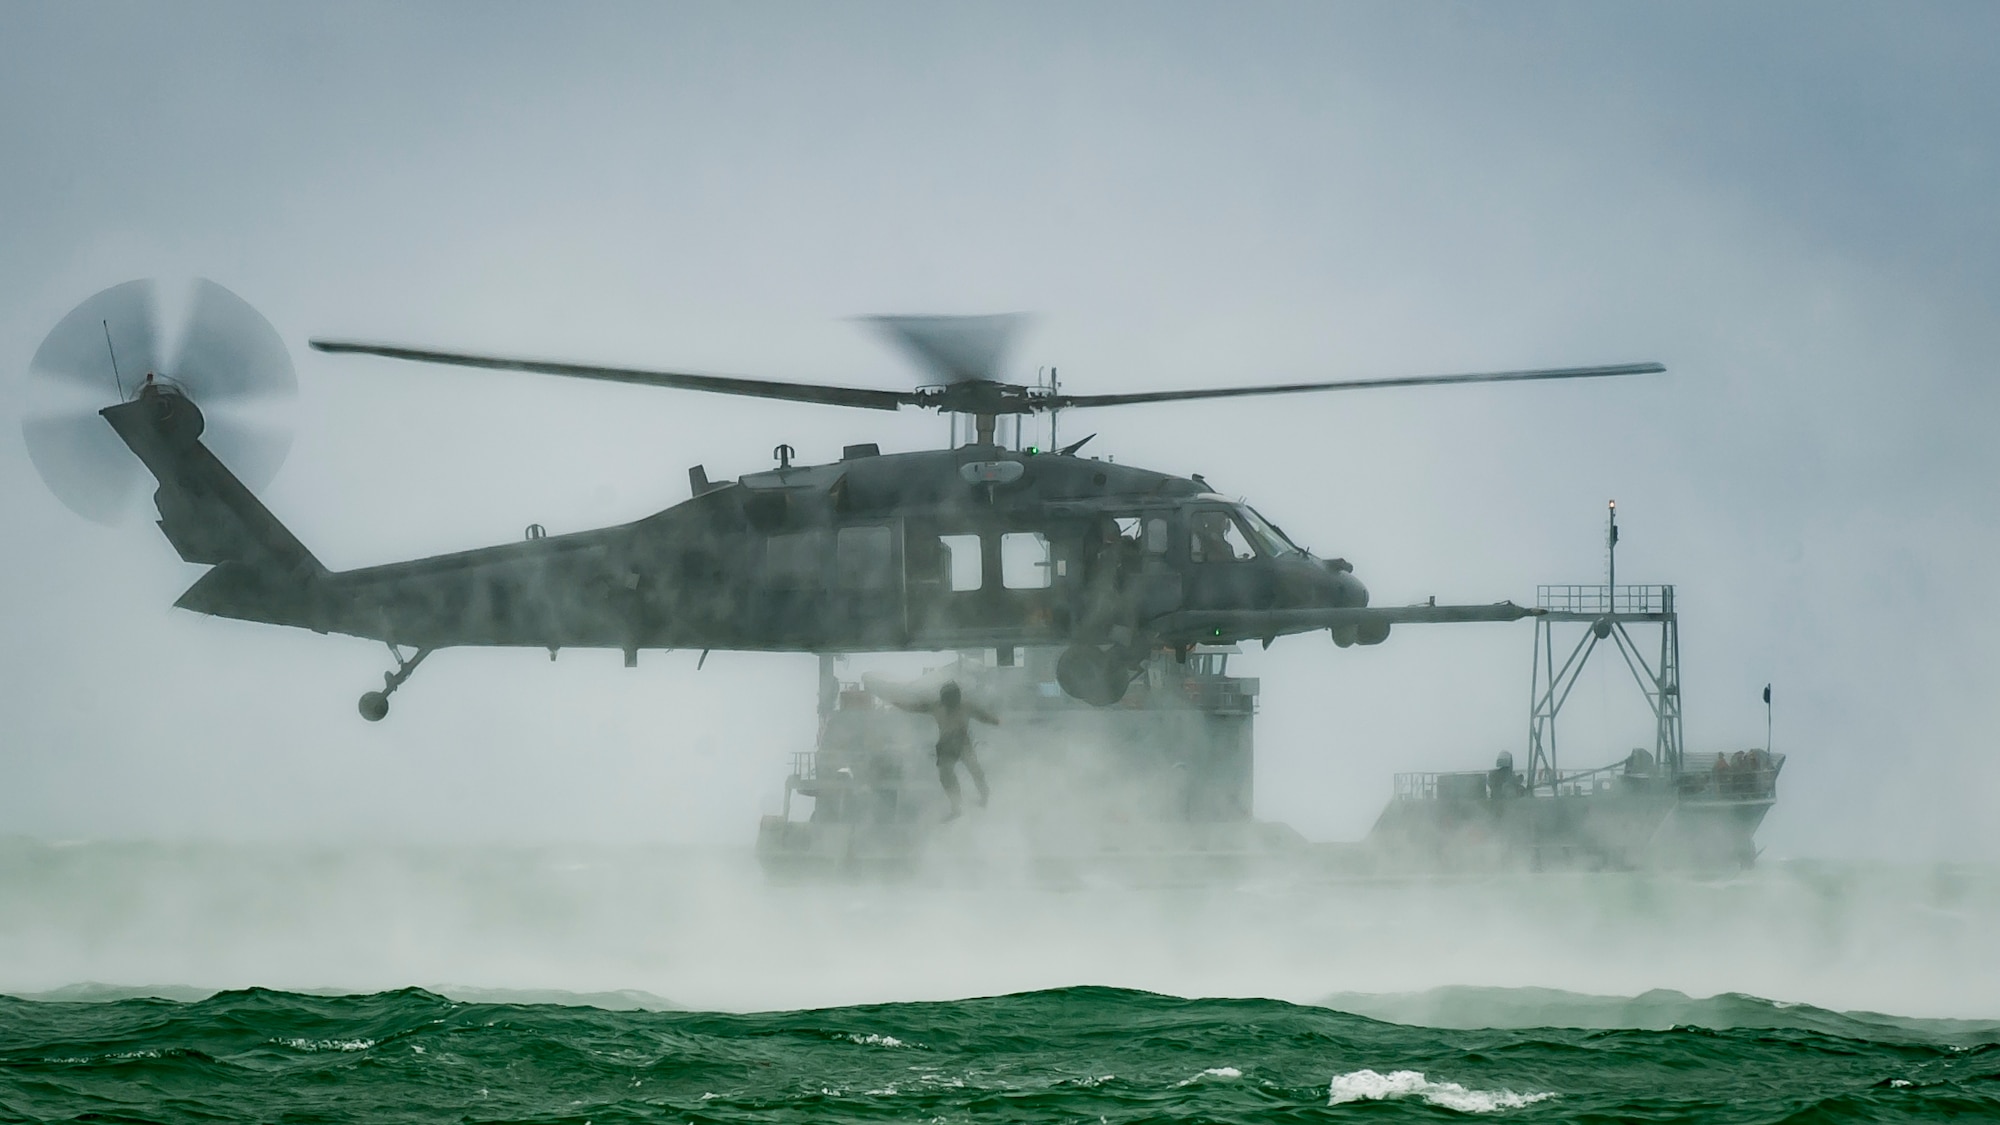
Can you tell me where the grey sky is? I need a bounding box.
[2,1,1995,857]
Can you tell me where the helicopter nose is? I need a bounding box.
[1282,556,1368,610]
[1326,566,1368,609]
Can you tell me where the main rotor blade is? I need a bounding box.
[867,314,1027,386]
[1051,362,1665,409]
[309,340,920,412]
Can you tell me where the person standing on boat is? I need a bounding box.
[875,678,1000,820]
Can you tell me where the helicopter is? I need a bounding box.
[21,280,1661,720]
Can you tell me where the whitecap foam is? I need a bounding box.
[1177,1066,1243,1086]
[275,1037,376,1053]
[1328,1069,1554,1112]
[844,1032,912,1048]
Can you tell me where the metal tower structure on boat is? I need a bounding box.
[1525,501,1683,789]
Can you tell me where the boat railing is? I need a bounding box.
[1394,763,1624,801]
[1535,761,1629,795]
[1536,584,1674,615]
[1396,751,1783,802]
[1393,770,1492,801]
[1680,751,1785,801]
[791,750,902,790]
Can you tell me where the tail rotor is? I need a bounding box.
[22,278,297,524]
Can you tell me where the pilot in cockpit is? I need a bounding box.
[1191,511,1235,563]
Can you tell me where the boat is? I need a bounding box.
[757,507,1785,880]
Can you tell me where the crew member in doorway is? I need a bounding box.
[886,680,1000,820]
[1080,518,1140,635]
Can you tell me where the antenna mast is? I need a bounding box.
[102,319,125,399]
[1048,365,1059,453]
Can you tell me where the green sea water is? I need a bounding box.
[4,985,1998,1123]
[6,842,2000,1122]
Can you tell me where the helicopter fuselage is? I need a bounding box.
[283,444,1368,658]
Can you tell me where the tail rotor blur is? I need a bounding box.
[22,279,297,524]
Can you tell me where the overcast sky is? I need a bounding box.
[2,1,1995,859]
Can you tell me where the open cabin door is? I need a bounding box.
[1071,511,1184,641]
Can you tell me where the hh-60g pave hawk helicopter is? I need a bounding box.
[22,279,1661,720]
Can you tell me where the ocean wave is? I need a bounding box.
[1328,1068,1555,1112]
[5,985,1997,1123]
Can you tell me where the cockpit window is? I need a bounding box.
[1190,509,1258,562]
[1238,506,1302,557]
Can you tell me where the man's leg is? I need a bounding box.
[961,746,990,807]
[937,753,963,819]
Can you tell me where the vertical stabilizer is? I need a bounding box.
[102,388,324,625]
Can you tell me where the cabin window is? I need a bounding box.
[1144,517,1169,555]
[1190,510,1258,562]
[765,531,824,586]
[1000,532,1053,589]
[939,533,982,592]
[835,525,895,590]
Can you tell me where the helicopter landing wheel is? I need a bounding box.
[1056,644,1134,707]
[356,645,432,722]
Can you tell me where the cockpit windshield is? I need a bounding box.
[1237,506,1302,557]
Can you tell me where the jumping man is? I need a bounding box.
[887,680,999,820]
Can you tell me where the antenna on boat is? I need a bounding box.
[1607,499,1618,598]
